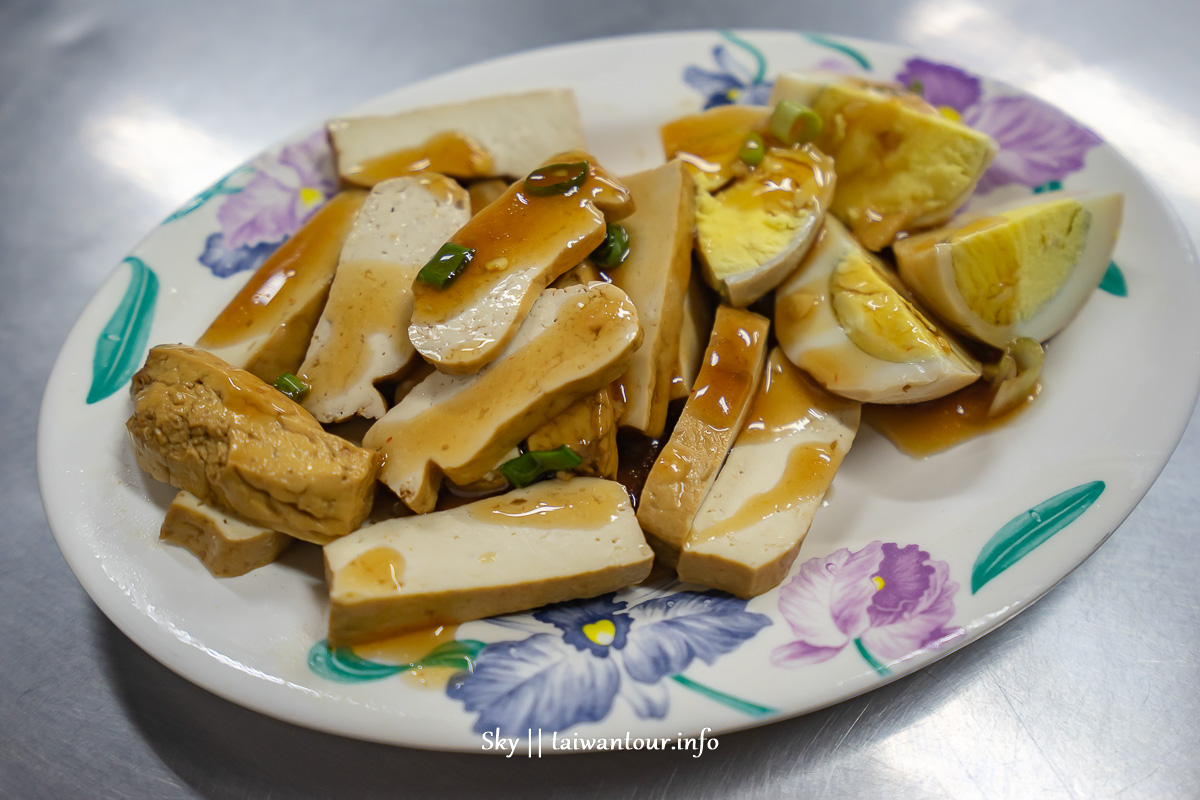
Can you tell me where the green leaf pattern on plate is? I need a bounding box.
[972,481,1105,593]
[308,638,487,684]
[86,256,158,404]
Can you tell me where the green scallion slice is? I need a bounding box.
[524,161,589,196]
[273,372,309,400]
[908,79,925,96]
[590,223,630,268]
[738,132,765,166]
[417,242,474,288]
[768,99,823,145]
[498,445,583,488]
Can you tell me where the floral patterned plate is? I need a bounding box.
[38,30,1200,751]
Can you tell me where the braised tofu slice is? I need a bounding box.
[365,283,642,513]
[636,306,770,567]
[670,271,715,401]
[677,350,860,597]
[526,388,619,479]
[299,176,471,422]
[609,160,696,438]
[325,478,652,646]
[196,191,367,383]
[160,491,292,577]
[329,89,586,187]
[127,345,378,544]
[408,152,635,375]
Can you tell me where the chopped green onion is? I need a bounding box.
[273,372,309,401]
[738,132,765,166]
[499,445,583,488]
[589,223,630,268]
[768,99,823,145]
[524,161,590,196]
[985,338,1044,417]
[908,79,924,96]
[417,242,475,288]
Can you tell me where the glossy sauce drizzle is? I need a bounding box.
[694,443,838,541]
[198,191,366,347]
[465,481,621,529]
[351,623,462,689]
[336,546,407,596]
[863,379,1040,457]
[410,154,631,323]
[343,131,493,187]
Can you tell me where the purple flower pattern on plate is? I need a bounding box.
[447,591,771,736]
[772,542,962,676]
[199,129,337,277]
[896,57,1102,194]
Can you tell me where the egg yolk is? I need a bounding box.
[830,251,947,363]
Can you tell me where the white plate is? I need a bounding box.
[38,30,1200,752]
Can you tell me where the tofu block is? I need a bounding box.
[677,350,860,597]
[160,491,292,577]
[127,345,378,544]
[770,73,997,250]
[196,191,367,383]
[526,388,619,479]
[364,283,643,513]
[329,89,587,184]
[324,478,653,646]
[609,160,696,437]
[635,306,770,567]
[670,271,715,401]
[299,175,471,422]
[408,152,634,375]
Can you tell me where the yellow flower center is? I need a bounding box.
[299,186,324,208]
[873,576,885,591]
[582,619,616,646]
[938,106,961,122]
[727,88,741,101]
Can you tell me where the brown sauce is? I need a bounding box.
[693,443,838,541]
[465,481,620,529]
[863,379,1039,457]
[740,351,855,445]
[660,105,769,189]
[343,131,493,187]
[351,623,462,689]
[299,259,411,394]
[410,163,618,323]
[198,191,366,348]
[689,309,769,433]
[336,546,406,595]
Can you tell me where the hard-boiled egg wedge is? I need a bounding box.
[893,191,1123,348]
[775,217,981,403]
[695,145,836,306]
[770,72,997,251]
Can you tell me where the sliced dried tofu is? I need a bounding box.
[364,283,642,513]
[609,160,696,438]
[526,388,619,479]
[299,175,471,422]
[127,345,378,544]
[196,191,367,383]
[670,271,715,401]
[324,478,653,646]
[408,152,634,375]
[329,89,586,186]
[467,179,510,215]
[677,350,860,597]
[160,491,292,577]
[635,306,770,567]
[660,104,770,192]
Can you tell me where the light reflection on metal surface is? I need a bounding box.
[84,100,247,203]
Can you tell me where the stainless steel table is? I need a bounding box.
[4,1,1197,797]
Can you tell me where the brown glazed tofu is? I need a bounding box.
[635,306,770,567]
[195,191,367,383]
[127,345,378,544]
[160,491,292,577]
